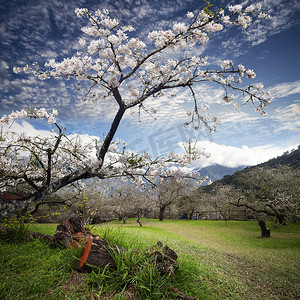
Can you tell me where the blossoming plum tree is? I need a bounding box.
[230,165,300,224]
[0,3,272,218]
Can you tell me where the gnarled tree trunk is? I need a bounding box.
[258,220,270,237]
[159,206,166,221]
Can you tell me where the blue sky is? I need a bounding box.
[0,0,299,168]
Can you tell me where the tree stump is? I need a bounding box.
[78,236,122,272]
[258,220,270,237]
[27,217,179,277]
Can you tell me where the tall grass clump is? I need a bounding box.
[86,226,172,299]
[0,211,35,243]
[95,225,128,247]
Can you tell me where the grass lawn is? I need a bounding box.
[0,219,299,299]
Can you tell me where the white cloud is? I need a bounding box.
[245,0,300,45]
[270,102,300,132]
[4,120,56,139]
[269,80,300,98]
[0,61,9,70]
[185,141,298,168]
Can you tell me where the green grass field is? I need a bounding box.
[1,219,299,299]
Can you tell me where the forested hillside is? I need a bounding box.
[198,146,300,223]
[219,146,300,188]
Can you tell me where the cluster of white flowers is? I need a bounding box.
[227,3,270,28]
[237,14,252,29]
[245,4,255,13]
[204,22,223,32]
[148,29,176,48]
[186,11,194,19]
[75,8,88,18]
[245,69,256,79]
[0,112,103,194]
[98,139,208,183]
[221,60,233,70]
[0,108,58,126]
[238,64,246,73]
[173,22,188,33]
[228,4,243,12]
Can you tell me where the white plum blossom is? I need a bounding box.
[246,69,256,79]
[221,60,233,70]
[228,5,243,12]
[226,75,235,84]
[238,64,246,74]
[47,115,56,125]
[221,15,231,25]
[256,83,264,90]
[187,11,194,19]
[245,4,255,12]
[258,12,271,19]
[75,8,88,18]
[79,38,86,46]
[204,22,223,32]
[128,38,146,49]
[13,66,22,74]
[237,15,252,29]
[173,22,188,33]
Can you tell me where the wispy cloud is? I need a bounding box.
[221,0,300,55]
[246,0,300,46]
[186,140,298,168]
[270,102,300,132]
[269,80,300,98]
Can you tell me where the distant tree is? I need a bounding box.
[109,182,153,225]
[204,183,238,222]
[151,176,190,221]
[177,185,202,220]
[110,187,135,223]
[230,165,300,224]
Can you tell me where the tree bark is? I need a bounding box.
[188,209,195,220]
[258,220,270,237]
[136,217,143,227]
[159,206,165,221]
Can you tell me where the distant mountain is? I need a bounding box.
[210,146,300,188]
[197,164,247,182]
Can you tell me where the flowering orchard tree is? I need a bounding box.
[230,165,300,224]
[0,3,272,218]
[0,108,205,218]
[150,176,192,221]
[109,183,153,225]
